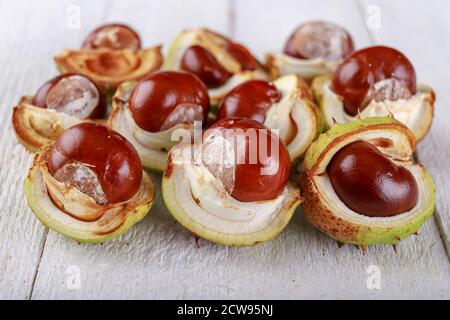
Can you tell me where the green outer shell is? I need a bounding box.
[24,146,154,244]
[301,116,436,245]
[162,173,301,246]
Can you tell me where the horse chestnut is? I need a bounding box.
[327,140,418,217]
[284,21,354,61]
[226,42,257,71]
[331,46,417,116]
[180,33,257,88]
[129,71,210,132]
[32,74,106,119]
[180,45,232,88]
[216,80,281,124]
[48,123,142,204]
[203,118,291,202]
[81,23,141,51]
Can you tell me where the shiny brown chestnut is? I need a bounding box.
[216,80,281,123]
[81,23,141,51]
[226,42,257,71]
[284,21,354,61]
[327,140,418,217]
[204,118,291,202]
[48,123,142,204]
[331,46,417,116]
[180,45,232,88]
[129,71,210,132]
[180,32,257,88]
[32,74,106,119]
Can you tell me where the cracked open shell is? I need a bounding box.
[108,81,194,172]
[24,144,155,243]
[12,96,103,152]
[164,28,268,106]
[55,46,163,90]
[301,117,435,245]
[162,142,302,246]
[265,74,324,161]
[312,74,435,142]
[266,52,339,82]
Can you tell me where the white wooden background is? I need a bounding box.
[0,0,449,299]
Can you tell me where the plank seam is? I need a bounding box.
[100,0,116,22]
[355,0,378,44]
[228,0,236,37]
[28,229,48,300]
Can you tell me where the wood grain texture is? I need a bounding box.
[0,0,449,299]
[358,0,450,257]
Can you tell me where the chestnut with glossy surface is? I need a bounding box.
[32,74,106,119]
[217,80,281,123]
[48,123,142,204]
[331,46,417,116]
[284,21,354,61]
[204,118,291,202]
[180,45,232,88]
[226,42,257,71]
[81,23,141,51]
[327,140,418,217]
[129,71,210,132]
[203,29,257,70]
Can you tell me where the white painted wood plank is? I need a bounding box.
[358,0,450,256]
[29,0,450,299]
[233,0,372,59]
[0,0,109,299]
[29,176,450,299]
[106,0,233,54]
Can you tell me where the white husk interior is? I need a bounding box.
[109,85,193,171]
[207,70,268,101]
[319,79,433,138]
[166,28,242,73]
[168,143,298,235]
[19,101,84,136]
[265,74,317,161]
[33,152,153,234]
[268,53,339,80]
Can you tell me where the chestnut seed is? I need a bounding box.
[129,71,210,132]
[180,45,232,88]
[217,80,281,124]
[81,23,141,51]
[48,123,142,204]
[32,74,106,119]
[327,140,418,217]
[331,46,416,116]
[284,21,354,61]
[226,42,257,71]
[203,118,291,202]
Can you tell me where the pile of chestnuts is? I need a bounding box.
[13,21,435,248]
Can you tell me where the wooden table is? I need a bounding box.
[1,0,449,299]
